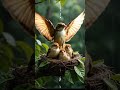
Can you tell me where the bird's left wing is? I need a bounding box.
[65,11,85,42]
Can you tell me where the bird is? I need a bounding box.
[58,49,70,61]
[47,42,60,58]
[64,44,73,58]
[35,11,85,48]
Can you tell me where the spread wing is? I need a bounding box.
[65,11,85,42]
[35,12,54,41]
[2,0,34,36]
[85,0,110,29]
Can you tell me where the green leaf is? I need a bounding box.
[16,41,33,62]
[56,0,66,6]
[35,80,43,89]
[74,59,85,83]
[42,43,49,52]
[103,78,118,90]
[35,76,52,88]
[36,39,41,46]
[0,44,14,72]
[77,58,85,68]
[81,57,85,62]
[39,61,50,68]
[35,44,41,60]
[65,70,74,84]
[74,66,84,79]
[111,74,120,81]
[3,32,16,46]
[77,74,84,84]
[0,19,3,33]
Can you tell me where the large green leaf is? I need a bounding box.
[74,66,84,79]
[74,58,85,83]
[65,70,74,84]
[16,41,33,63]
[3,32,16,46]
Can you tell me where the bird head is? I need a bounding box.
[51,43,59,49]
[65,44,71,50]
[56,23,66,31]
[59,49,66,55]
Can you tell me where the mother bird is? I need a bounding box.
[35,11,85,48]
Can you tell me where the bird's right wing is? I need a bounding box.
[35,12,54,41]
[85,0,110,29]
[65,11,85,42]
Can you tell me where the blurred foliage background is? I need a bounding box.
[0,0,34,89]
[86,0,120,73]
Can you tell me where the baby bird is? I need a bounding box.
[58,50,70,61]
[64,44,73,58]
[47,43,60,58]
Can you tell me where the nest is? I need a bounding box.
[85,64,113,90]
[36,53,82,77]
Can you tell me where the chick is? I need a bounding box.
[58,50,70,61]
[64,44,73,58]
[47,43,60,58]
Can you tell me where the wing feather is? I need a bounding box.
[65,11,85,42]
[2,0,34,36]
[35,12,54,41]
[85,0,110,28]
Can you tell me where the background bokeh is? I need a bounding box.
[86,0,120,73]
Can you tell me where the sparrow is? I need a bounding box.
[35,11,85,49]
[58,50,70,61]
[64,44,73,58]
[47,43,60,58]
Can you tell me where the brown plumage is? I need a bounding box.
[47,43,60,58]
[58,49,70,61]
[35,11,85,48]
[64,44,73,58]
